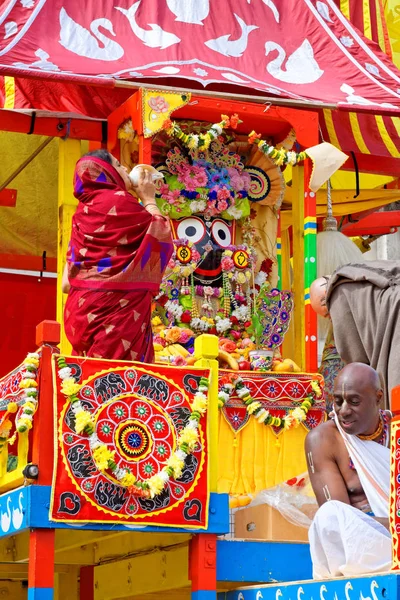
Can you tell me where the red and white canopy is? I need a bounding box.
[0,0,399,108]
[1,0,400,160]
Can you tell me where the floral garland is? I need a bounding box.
[218,374,322,432]
[155,114,250,221]
[161,242,256,338]
[163,113,242,151]
[57,357,209,499]
[0,352,40,450]
[248,130,308,167]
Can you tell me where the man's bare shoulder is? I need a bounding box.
[305,419,338,449]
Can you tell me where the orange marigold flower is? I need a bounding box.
[230,113,242,129]
[220,373,238,386]
[162,118,173,131]
[221,114,230,127]
[248,130,262,144]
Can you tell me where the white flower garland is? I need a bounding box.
[57,356,209,499]
[16,352,40,433]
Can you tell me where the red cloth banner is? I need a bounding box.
[51,356,210,529]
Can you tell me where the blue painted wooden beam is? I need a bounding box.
[24,485,229,535]
[217,573,399,599]
[217,540,312,583]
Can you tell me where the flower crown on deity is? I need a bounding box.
[155,115,254,221]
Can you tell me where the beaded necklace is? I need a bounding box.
[349,410,389,471]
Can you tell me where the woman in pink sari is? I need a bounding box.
[64,150,173,362]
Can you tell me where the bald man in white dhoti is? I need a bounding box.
[305,363,392,579]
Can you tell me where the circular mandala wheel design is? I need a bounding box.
[244,166,271,202]
[116,420,153,462]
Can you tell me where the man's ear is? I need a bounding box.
[376,389,384,405]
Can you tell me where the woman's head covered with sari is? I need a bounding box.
[73,149,132,203]
[67,150,173,291]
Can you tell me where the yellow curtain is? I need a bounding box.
[0,132,58,257]
[218,415,308,495]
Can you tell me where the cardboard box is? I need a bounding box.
[234,504,310,542]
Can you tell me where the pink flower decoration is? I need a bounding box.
[194,170,208,188]
[174,355,187,366]
[179,331,190,343]
[164,189,181,205]
[148,96,169,113]
[159,183,170,196]
[217,187,231,201]
[177,164,208,192]
[241,171,251,190]
[161,186,181,206]
[154,334,165,347]
[228,168,251,192]
[206,200,219,217]
[177,165,206,191]
[221,256,234,271]
[217,199,228,212]
[191,249,201,262]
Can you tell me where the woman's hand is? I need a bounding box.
[133,169,156,205]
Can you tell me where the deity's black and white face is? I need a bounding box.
[172,215,236,285]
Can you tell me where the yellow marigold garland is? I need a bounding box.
[57,356,209,499]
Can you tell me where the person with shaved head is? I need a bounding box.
[306,363,392,579]
[310,260,400,408]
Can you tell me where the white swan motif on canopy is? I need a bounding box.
[265,39,324,84]
[59,7,124,61]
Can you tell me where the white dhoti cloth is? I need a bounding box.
[309,500,391,579]
[309,415,391,579]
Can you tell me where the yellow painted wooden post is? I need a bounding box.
[291,165,305,370]
[194,334,219,492]
[57,139,81,354]
[281,228,291,291]
[280,228,295,362]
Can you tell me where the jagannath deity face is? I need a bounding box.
[171,215,236,286]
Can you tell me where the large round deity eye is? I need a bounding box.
[211,220,232,248]
[176,217,206,244]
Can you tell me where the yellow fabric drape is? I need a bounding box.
[217,415,308,495]
[0,132,58,257]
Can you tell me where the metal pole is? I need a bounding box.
[0,136,54,192]
[322,179,338,231]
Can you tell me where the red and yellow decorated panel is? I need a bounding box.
[51,356,211,529]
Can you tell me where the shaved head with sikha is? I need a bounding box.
[333,363,383,436]
[310,277,329,317]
